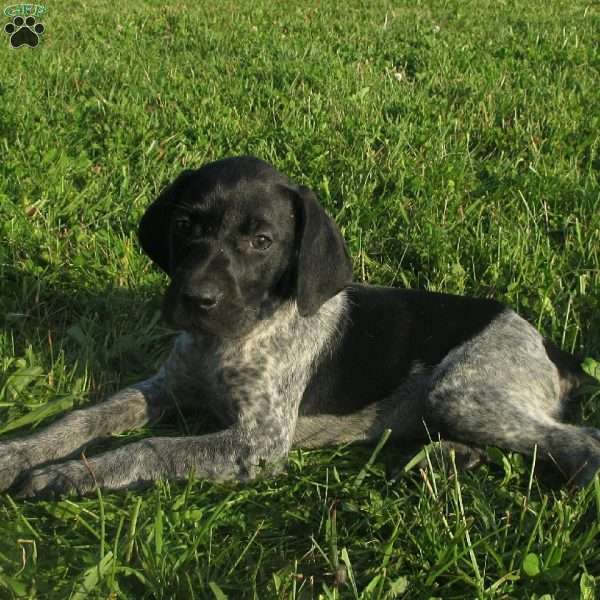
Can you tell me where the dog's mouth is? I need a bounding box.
[162,290,258,338]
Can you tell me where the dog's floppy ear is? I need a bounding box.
[290,185,353,317]
[138,170,194,274]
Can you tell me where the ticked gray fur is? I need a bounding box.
[1,156,598,498]
[2,296,599,497]
[0,294,350,495]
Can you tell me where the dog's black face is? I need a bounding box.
[139,157,353,338]
[161,172,298,337]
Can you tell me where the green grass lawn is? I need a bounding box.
[1,0,600,597]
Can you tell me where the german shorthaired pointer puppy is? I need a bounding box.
[1,156,598,497]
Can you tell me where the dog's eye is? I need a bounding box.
[250,235,272,250]
[174,218,192,235]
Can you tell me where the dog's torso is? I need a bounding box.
[300,284,508,415]
[161,283,568,451]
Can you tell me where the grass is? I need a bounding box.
[1,0,600,597]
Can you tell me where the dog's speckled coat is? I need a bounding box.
[0,156,598,497]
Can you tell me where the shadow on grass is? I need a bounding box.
[0,264,188,438]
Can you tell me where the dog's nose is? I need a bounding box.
[182,284,223,311]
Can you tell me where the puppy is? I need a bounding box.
[1,156,598,497]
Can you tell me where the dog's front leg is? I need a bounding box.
[15,423,291,498]
[0,372,168,493]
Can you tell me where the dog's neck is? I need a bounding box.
[162,290,348,418]
[168,291,346,379]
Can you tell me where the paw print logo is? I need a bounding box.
[4,15,44,48]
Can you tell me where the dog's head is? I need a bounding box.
[139,156,352,337]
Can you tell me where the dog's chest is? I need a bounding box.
[162,296,345,425]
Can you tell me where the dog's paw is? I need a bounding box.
[14,460,97,499]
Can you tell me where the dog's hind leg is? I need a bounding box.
[424,311,600,487]
[0,372,168,492]
[292,383,431,449]
[292,403,395,449]
[292,400,487,483]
